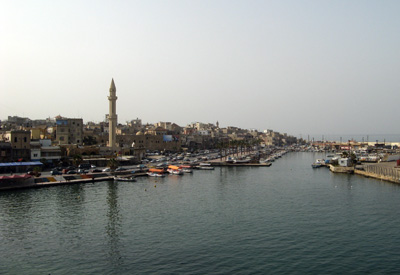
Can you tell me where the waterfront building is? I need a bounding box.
[30,139,61,164]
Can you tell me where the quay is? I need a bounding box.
[210,162,272,167]
[0,171,149,192]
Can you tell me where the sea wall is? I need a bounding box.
[356,164,400,184]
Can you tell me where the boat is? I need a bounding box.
[233,157,251,164]
[311,159,325,168]
[180,165,193,173]
[197,163,214,170]
[311,163,323,168]
[198,166,214,170]
[225,157,234,163]
[167,165,183,175]
[114,176,136,182]
[147,172,164,177]
[168,169,183,175]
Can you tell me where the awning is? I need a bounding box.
[0,161,43,167]
[0,174,31,180]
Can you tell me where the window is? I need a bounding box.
[14,137,17,142]
[24,137,27,142]
[33,154,38,157]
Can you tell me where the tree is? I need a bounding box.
[108,158,119,171]
[72,154,83,167]
[83,136,98,146]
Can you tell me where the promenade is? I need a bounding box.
[355,162,400,184]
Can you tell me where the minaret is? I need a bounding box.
[108,78,118,152]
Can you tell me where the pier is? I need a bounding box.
[0,171,149,191]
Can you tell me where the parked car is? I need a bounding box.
[67,170,77,174]
[78,163,91,170]
[51,169,61,175]
[77,169,88,174]
[102,167,111,172]
[27,171,41,177]
[115,167,127,171]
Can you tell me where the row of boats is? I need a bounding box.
[141,163,215,178]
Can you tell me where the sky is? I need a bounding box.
[1,0,399,138]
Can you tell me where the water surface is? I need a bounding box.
[1,152,400,274]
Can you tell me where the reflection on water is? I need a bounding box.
[106,181,122,267]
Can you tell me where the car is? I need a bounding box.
[115,167,127,171]
[102,168,111,172]
[27,171,41,176]
[90,168,102,173]
[78,163,91,169]
[77,169,88,174]
[51,169,61,175]
[67,170,77,174]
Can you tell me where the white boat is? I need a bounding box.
[181,168,193,173]
[147,172,164,177]
[114,176,136,182]
[198,166,214,170]
[311,159,325,168]
[233,157,251,164]
[168,169,183,175]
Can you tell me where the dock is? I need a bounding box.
[210,162,272,167]
[0,171,149,192]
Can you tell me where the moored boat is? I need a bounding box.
[311,159,325,168]
[180,165,193,173]
[147,172,164,177]
[114,176,136,182]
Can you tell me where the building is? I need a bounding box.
[5,130,31,161]
[30,139,61,165]
[55,117,83,145]
[0,142,12,162]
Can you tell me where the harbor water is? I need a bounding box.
[1,152,400,274]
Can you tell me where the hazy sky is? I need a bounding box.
[1,0,399,137]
